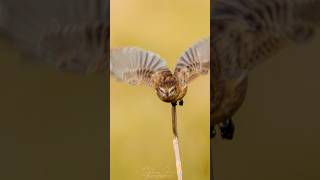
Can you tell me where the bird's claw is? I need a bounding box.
[219,118,235,140]
[210,125,216,139]
[179,100,184,106]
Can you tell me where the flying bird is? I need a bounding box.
[110,38,210,180]
[211,0,320,139]
[110,38,209,106]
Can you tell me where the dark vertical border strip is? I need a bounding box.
[106,1,110,179]
[210,0,214,179]
[98,0,110,179]
[105,0,110,179]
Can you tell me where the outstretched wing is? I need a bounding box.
[0,0,108,73]
[213,0,320,79]
[110,47,169,88]
[174,38,210,87]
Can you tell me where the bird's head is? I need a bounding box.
[155,71,179,103]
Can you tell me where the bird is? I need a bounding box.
[211,0,320,139]
[110,38,209,108]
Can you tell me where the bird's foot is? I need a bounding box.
[179,100,184,106]
[219,118,235,140]
[171,102,177,107]
[210,125,216,139]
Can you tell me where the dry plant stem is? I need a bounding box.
[171,104,183,180]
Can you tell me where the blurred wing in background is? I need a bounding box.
[110,47,169,88]
[174,38,210,87]
[213,0,320,80]
[0,0,109,73]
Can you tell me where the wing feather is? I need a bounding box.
[110,47,169,88]
[213,0,320,79]
[0,0,108,73]
[174,38,210,86]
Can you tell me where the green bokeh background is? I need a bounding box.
[110,0,210,179]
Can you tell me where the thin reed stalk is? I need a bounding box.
[171,104,182,180]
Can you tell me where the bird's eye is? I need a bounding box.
[169,87,176,93]
[159,88,166,94]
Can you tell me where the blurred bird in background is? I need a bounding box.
[211,0,320,140]
[0,0,109,74]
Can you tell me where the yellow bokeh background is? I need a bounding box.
[110,0,210,179]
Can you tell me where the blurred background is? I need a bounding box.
[0,1,108,179]
[213,27,320,180]
[110,0,210,179]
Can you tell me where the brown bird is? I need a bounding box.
[211,0,320,139]
[110,38,209,108]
